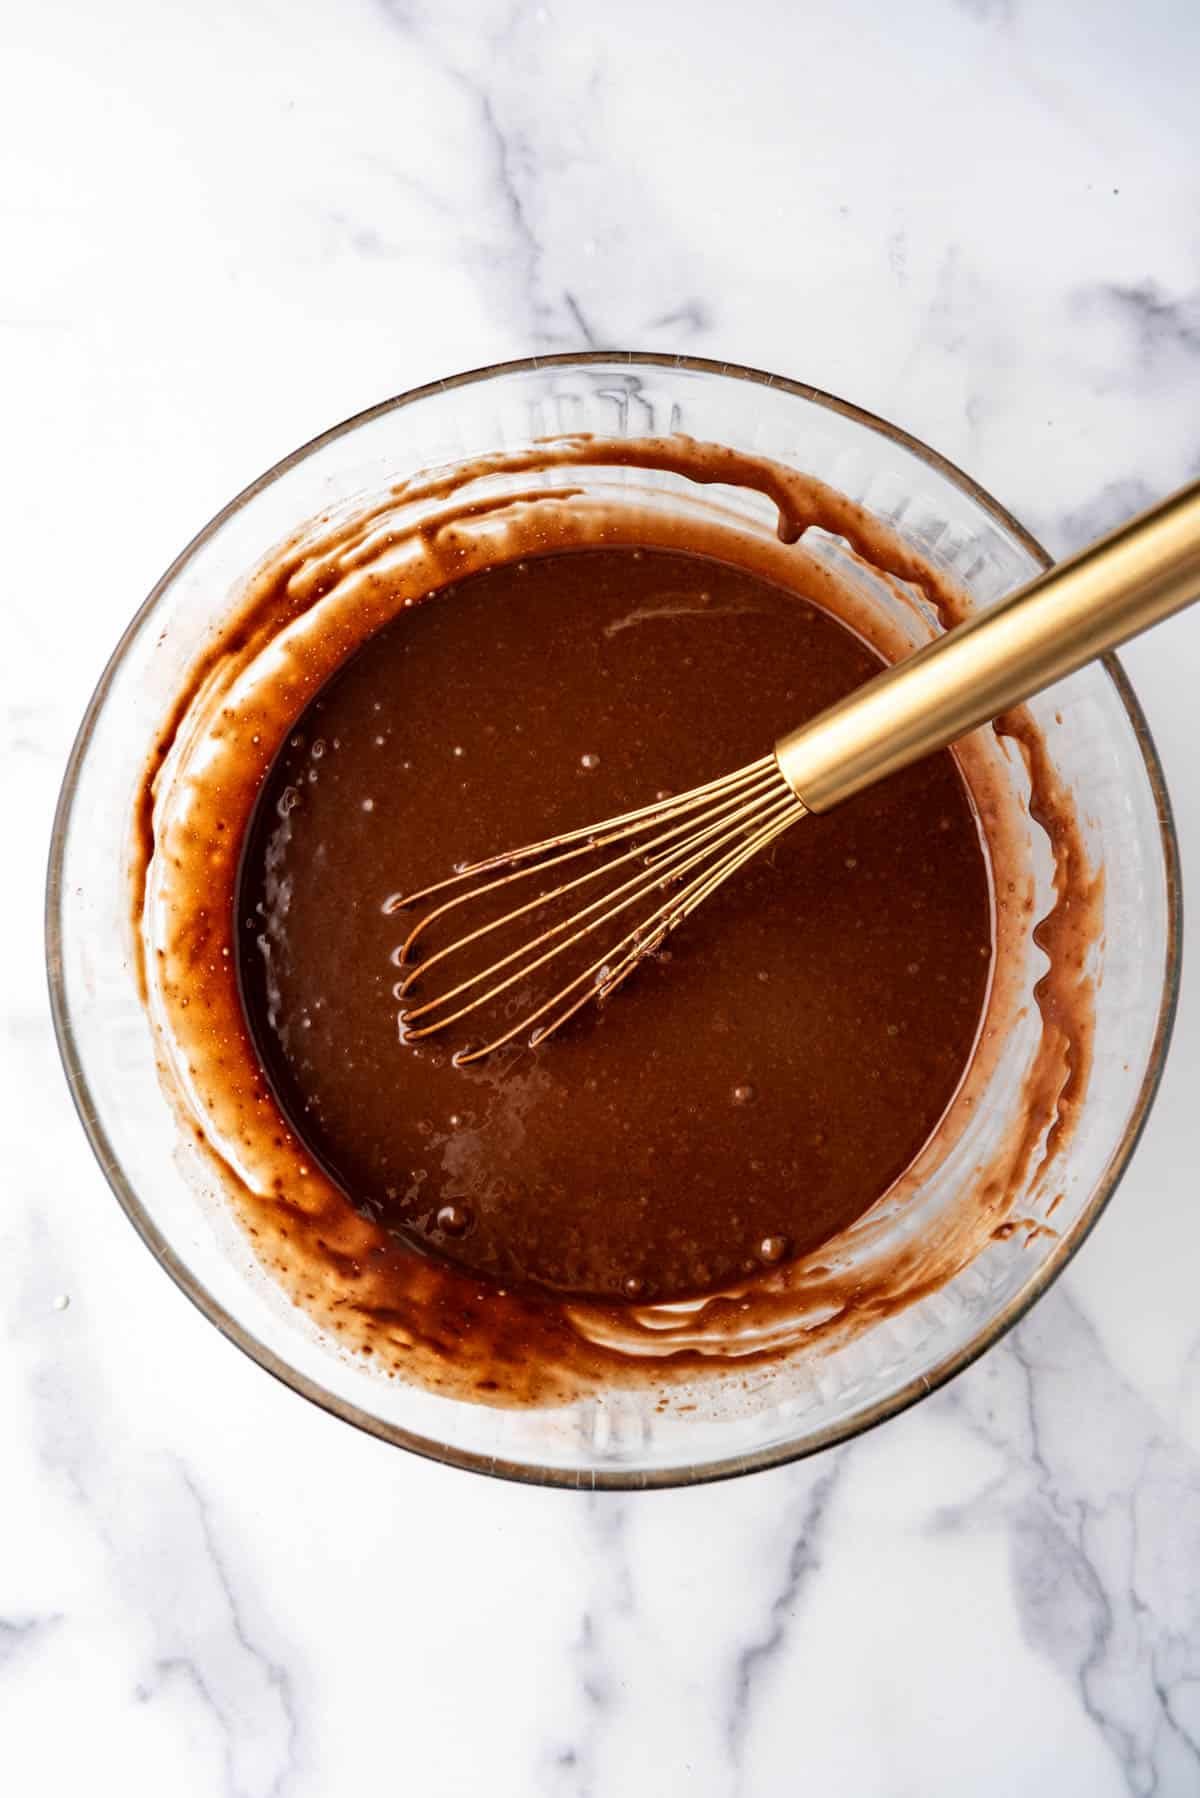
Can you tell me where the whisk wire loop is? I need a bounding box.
[392,754,805,1064]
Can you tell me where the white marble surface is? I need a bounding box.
[4,0,1200,1791]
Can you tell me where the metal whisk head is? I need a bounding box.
[388,754,807,1065]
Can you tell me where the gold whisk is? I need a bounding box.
[391,481,1200,1065]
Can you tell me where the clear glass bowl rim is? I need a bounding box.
[44,351,1184,1490]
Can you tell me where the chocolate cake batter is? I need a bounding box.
[237,548,992,1303]
[136,431,1098,1404]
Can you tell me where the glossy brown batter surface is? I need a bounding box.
[236,547,992,1304]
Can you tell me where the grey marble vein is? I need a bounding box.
[0,1613,63,1671]
[373,0,713,351]
[375,0,576,345]
[171,1466,302,1798]
[1055,478,1159,556]
[13,1216,301,1798]
[539,1496,635,1796]
[647,300,711,335]
[563,289,601,349]
[725,1455,845,1783]
[937,1291,1200,1795]
[1089,283,1200,372]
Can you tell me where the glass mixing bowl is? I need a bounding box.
[46,355,1181,1488]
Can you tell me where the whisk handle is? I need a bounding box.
[775,478,1200,812]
